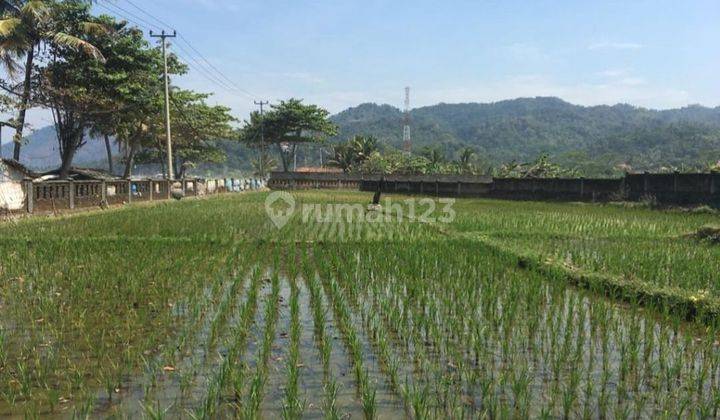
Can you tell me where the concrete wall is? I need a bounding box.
[360,176,493,197]
[488,177,623,201]
[625,173,720,205]
[16,177,262,215]
[270,171,720,206]
[268,172,493,193]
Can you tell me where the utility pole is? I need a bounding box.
[254,100,269,177]
[150,30,177,180]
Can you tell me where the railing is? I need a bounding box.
[20,177,267,214]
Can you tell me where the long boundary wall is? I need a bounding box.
[269,171,720,206]
[5,177,267,215]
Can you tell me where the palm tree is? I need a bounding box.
[251,149,277,177]
[0,0,104,161]
[421,146,444,165]
[457,147,476,173]
[328,143,355,173]
[350,135,378,162]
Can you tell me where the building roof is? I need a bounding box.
[40,167,118,181]
[0,159,39,178]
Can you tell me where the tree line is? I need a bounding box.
[0,1,341,180]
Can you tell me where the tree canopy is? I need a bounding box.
[0,2,237,179]
[240,98,337,171]
[0,0,104,161]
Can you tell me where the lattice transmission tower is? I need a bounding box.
[403,87,412,154]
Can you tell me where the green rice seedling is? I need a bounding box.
[283,274,305,419]
[1,191,720,417]
[139,400,173,420]
[243,268,281,418]
[323,380,341,420]
[361,370,377,419]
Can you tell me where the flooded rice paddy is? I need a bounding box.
[0,192,717,418]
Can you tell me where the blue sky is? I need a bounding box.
[5,0,720,135]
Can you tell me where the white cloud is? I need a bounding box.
[588,42,643,50]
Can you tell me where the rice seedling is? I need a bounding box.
[0,190,718,417]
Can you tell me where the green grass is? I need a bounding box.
[0,191,718,418]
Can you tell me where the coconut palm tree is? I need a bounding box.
[349,135,378,162]
[0,0,104,160]
[329,143,356,173]
[457,146,476,173]
[252,148,277,177]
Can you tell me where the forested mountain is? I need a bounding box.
[1,126,112,170]
[0,125,254,175]
[330,97,720,174]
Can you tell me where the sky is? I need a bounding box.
[3,0,720,139]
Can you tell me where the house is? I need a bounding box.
[0,159,37,211]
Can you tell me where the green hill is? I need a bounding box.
[330,97,720,174]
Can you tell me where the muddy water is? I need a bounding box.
[294,278,326,418]
[258,276,292,417]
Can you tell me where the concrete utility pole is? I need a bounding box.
[150,30,177,180]
[254,100,269,176]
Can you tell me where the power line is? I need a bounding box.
[112,0,258,99]
[122,0,175,30]
[176,34,257,98]
[172,42,238,92]
[98,1,162,32]
[95,2,238,94]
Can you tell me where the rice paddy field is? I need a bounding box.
[0,191,719,418]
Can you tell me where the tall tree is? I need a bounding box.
[239,98,337,172]
[37,7,187,179]
[0,0,103,161]
[328,143,355,173]
[135,89,236,179]
[167,89,236,179]
[251,149,277,177]
[328,135,379,173]
[80,17,185,178]
[456,146,476,173]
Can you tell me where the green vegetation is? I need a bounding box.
[0,191,718,417]
[0,0,104,161]
[0,1,237,178]
[239,98,338,172]
[325,135,586,177]
[330,99,720,175]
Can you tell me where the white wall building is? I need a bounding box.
[0,159,35,211]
